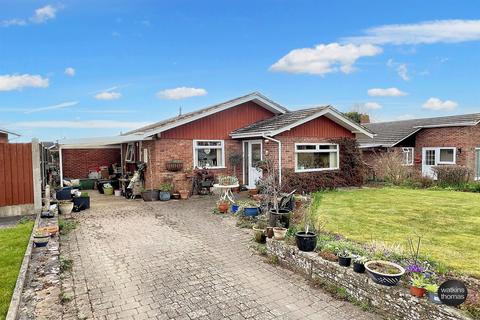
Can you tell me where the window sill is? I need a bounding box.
[195,166,227,170]
[295,168,339,173]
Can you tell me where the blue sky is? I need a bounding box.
[1,0,480,142]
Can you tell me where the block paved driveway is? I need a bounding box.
[62,194,378,320]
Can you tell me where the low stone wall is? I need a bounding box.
[267,239,471,320]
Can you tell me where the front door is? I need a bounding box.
[422,148,437,179]
[244,140,263,189]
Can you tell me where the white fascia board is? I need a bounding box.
[58,134,147,147]
[143,94,287,138]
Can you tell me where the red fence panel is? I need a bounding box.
[0,143,34,207]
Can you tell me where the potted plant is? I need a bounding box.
[33,231,50,247]
[409,273,428,298]
[237,199,259,217]
[217,200,230,213]
[179,189,189,200]
[166,160,184,172]
[364,260,405,286]
[58,200,74,215]
[266,227,274,238]
[353,256,368,273]
[231,203,239,213]
[295,197,317,252]
[158,183,173,201]
[337,249,353,267]
[273,227,287,240]
[252,220,267,244]
[218,175,239,186]
[425,284,442,304]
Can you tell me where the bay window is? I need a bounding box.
[193,140,225,168]
[295,143,339,172]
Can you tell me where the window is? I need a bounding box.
[125,143,135,162]
[193,140,224,168]
[295,143,339,172]
[402,147,414,166]
[437,147,456,164]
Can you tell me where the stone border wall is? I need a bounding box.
[266,239,471,320]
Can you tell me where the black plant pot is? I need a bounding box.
[73,196,90,211]
[142,190,159,201]
[338,256,352,267]
[295,232,317,252]
[353,262,366,273]
[269,209,291,228]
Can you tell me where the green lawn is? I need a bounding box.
[0,220,34,319]
[314,188,480,277]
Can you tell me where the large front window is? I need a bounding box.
[295,143,339,172]
[193,140,224,168]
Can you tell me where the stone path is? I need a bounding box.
[61,194,379,320]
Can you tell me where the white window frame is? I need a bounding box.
[294,143,339,173]
[475,148,480,181]
[125,143,135,163]
[437,147,456,165]
[193,139,225,169]
[402,147,414,166]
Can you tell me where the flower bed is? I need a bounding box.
[266,239,471,320]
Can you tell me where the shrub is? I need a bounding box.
[283,138,364,193]
[433,165,471,186]
[371,149,415,185]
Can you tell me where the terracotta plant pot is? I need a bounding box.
[410,286,427,298]
[217,201,229,213]
[273,227,287,240]
[179,190,189,199]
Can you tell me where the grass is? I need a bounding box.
[0,220,34,319]
[313,187,480,277]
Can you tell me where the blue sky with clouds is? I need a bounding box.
[1,0,480,142]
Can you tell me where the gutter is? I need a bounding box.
[262,135,282,186]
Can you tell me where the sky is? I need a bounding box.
[1,0,480,142]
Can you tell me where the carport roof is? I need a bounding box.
[58,134,145,148]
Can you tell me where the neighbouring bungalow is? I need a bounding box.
[358,113,480,180]
[58,92,373,193]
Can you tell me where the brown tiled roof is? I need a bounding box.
[358,113,480,147]
[230,106,329,136]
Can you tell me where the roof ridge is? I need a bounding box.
[367,112,480,125]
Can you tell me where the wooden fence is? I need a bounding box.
[0,143,34,207]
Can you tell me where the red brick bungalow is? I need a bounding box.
[59,92,373,191]
[358,113,480,180]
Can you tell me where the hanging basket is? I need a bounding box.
[166,161,184,172]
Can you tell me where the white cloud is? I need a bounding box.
[10,120,150,129]
[30,5,57,23]
[368,87,407,97]
[364,102,382,110]
[269,43,382,76]
[1,5,59,27]
[0,74,49,91]
[94,91,122,100]
[1,19,27,27]
[343,20,480,45]
[397,64,410,81]
[157,87,208,100]
[24,101,78,114]
[64,67,75,77]
[422,97,458,111]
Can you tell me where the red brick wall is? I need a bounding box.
[62,148,121,179]
[140,138,243,192]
